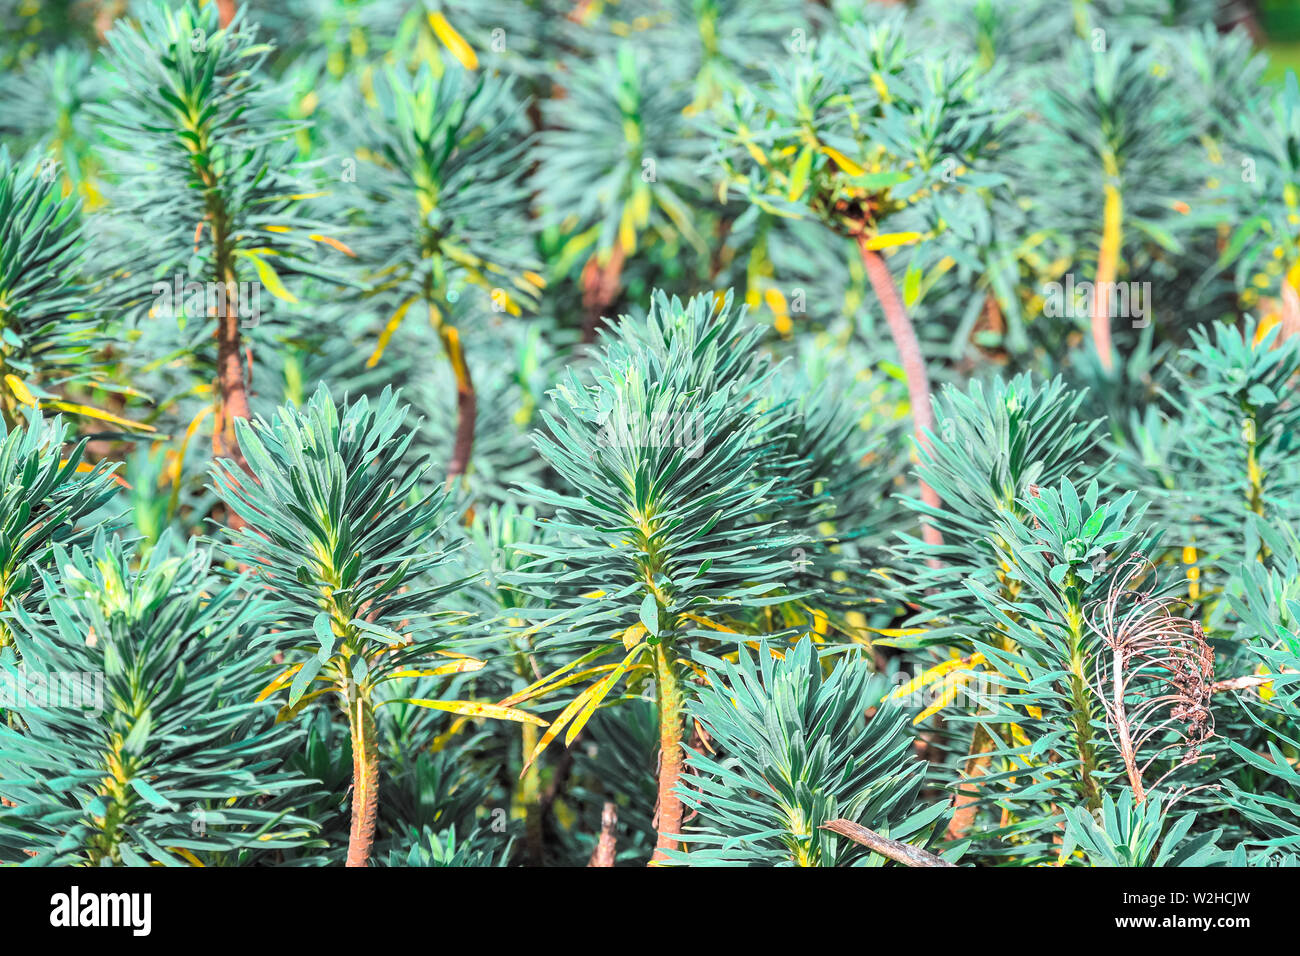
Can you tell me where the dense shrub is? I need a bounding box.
[0,0,1297,869]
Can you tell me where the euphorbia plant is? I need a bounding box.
[95,2,353,484]
[711,15,1004,546]
[0,532,318,865]
[0,409,120,654]
[533,44,706,341]
[349,63,541,484]
[212,384,544,866]
[669,638,954,866]
[0,146,145,432]
[1024,35,1205,371]
[517,290,813,861]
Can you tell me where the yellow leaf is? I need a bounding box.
[366,296,419,368]
[903,263,922,307]
[237,250,298,304]
[680,612,738,634]
[1256,312,1281,345]
[914,682,963,724]
[518,663,627,705]
[519,646,646,773]
[387,657,486,679]
[787,146,814,201]
[276,688,335,722]
[763,286,788,317]
[819,146,865,177]
[395,698,547,725]
[870,72,891,104]
[166,405,213,520]
[1256,664,1276,703]
[59,459,131,490]
[428,11,478,70]
[618,202,638,257]
[46,401,156,433]
[631,185,652,228]
[564,645,645,747]
[622,622,647,650]
[256,663,303,702]
[863,231,923,251]
[308,234,357,257]
[498,643,614,707]
[863,625,928,639]
[521,683,604,774]
[4,374,38,406]
[892,652,985,705]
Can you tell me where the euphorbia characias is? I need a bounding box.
[212,385,544,865]
[0,0,1297,875]
[712,17,1004,548]
[517,290,812,861]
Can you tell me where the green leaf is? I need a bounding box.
[640,593,661,637]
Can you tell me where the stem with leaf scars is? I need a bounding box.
[345,684,379,867]
[189,114,251,530]
[948,725,994,839]
[650,641,685,865]
[1065,582,1104,812]
[857,236,943,550]
[581,244,626,343]
[588,802,618,866]
[437,322,476,484]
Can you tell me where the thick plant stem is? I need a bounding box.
[857,238,943,550]
[580,244,626,344]
[948,725,994,838]
[212,275,251,531]
[191,105,251,527]
[1091,181,1123,373]
[588,802,618,867]
[521,722,545,865]
[1065,598,1103,811]
[437,323,476,483]
[650,642,685,865]
[345,687,379,867]
[213,273,251,469]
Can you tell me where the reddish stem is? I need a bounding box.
[857,238,943,549]
[650,643,685,865]
[437,324,476,482]
[345,690,379,867]
[213,273,251,530]
[588,802,618,867]
[581,245,626,343]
